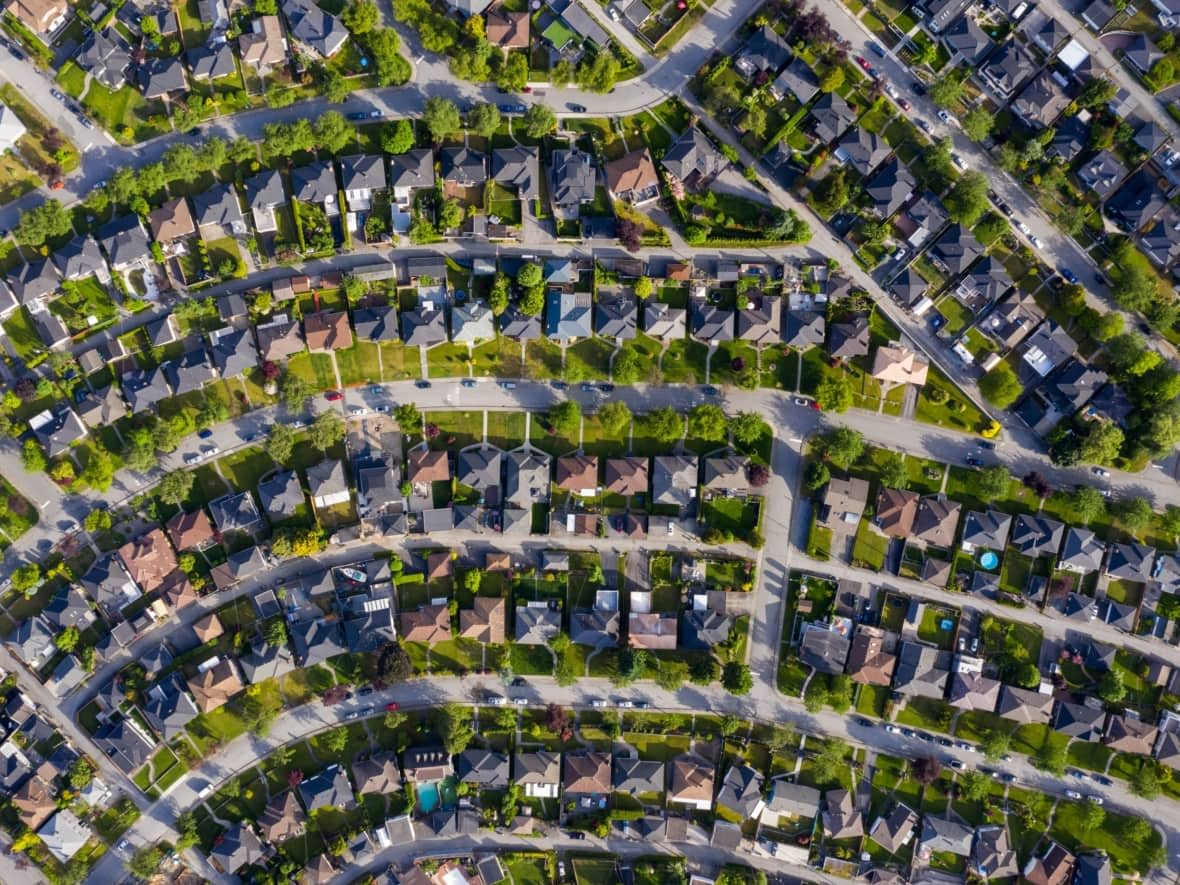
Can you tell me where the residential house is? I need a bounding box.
[550,149,596,217]
[244,170,287,234]
[957,256,1013,309]
[596,291,638,339]
[77,27,131,88]
[996,684,1054,724]
[29,408,87,458]
[889,266,928,308]
[717,764,765,819]
[1106,542,1155,582]
[871,343,929,387]
[505,450,550,507]
[605,148,660,204]
[920,817,975,857]
[407,448,450,487]
[81,555,140,617]
[570,605,619,647]
[239,14,287,69]
[209,326,258,378]
[799,623,851,675]
[981,290,1043,348]
[441,147,487,189]
[5,0,65,36]
[960,509,1012,552]
[661,128,727,191]
[164,348,214,396]
[972,825,1020,879]
[822,788,863,839]
[556,454,598,495]
[652,455,697,513]
[388,150,434,205]
[291,160,340,213]
[282,0,346,56]
[1134,119,1170,155]
[819,476,869,531]
[644,300,686,342]
[739,293,783,345]
[43,585,95,633]
[868,802,918,855]
[52,235,109,284]
[499,305,541,340]
[402,302,447,347]
[188,43,236,80]
[810,92,856,144]
[1104,714,1158,754]
[1023,842,1075,885]
[353,306,399,342]
[258,791,306,844]
[668,755,714,811]
[118,528,177,594]
[894,640,949,698]
[613,756,664,796]
[304,310,352,352]
[139,56,187,99]
[209,491,264,535]
[351,751,402,795]
[239,638,297,684]
[1012,71,1070,129]
[37,810,90,864]
[166,508,216,551]
[846,626,895,686]
[913,494,961,548]
[628,612,677,650]
[942,13,992,64]
[875,487,918,537]
[13,775,55,831]
[1021,320,1076,378]
[1010,514,1065,559]
[1048,113,1089,163]
[76,385,128,428]
[307,459,350,509]
[605,456,647,497]
[563,750,611,802]
[515,751,560,798]
[948,672,1001,711]
[187,657,243,713]
[491,146,540,201]
[1054,699,1106,741]
[457,448,502,504]
[1074,853,1113,885]
[141,675,199,741]
[400,604,451,644]
[192,182,247,237]
[1106,168,1167,232]
[865,158,916,218]
[735,24,791,78]
[6,616,57,668]
[903,192,949,248]
[930,223,983,276]
[486,6,529,47]
[1078,151,1129,201]
[978,40,1035,97]
[340,154,386,214]
[207,823,269,875]
[771,56,819,102]
[255,315,305,362]
[98,215,153,272]
[458,749,510,788]
[299,765,355,812]
[692,297,734,342]
[459,597,506,644]
[1140,208,1180,269]
[450,300,495,343]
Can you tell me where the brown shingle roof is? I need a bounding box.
[485,6,529,47]
[875,487,918,538]
[161,570,200,610]
[166,508,216,551]
[239,14,286,66]
[13,776,55,830]
[193,612,224,643]
[555,454,598,492]
[485,552,511,572]
[426,551,453,581]
[148,197,196,243]
[669,755,714,803]
[187,658,243,712]
[628,612,678,650]
[304,311,353,351]
[407,449,450,484]
[1104,714,1158,754]
[913,494,961,547]
[258,790,306,843]
[399,604,451,644]
[604,456,648,496]
[563,751,611,794]
[459,597,506,644]
[846,626,895,686]
[605,148,659,197]
[118,528,178,593]
[352,751,402,794]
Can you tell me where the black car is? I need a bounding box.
[937,737,953,747]
[551,381,568,390]
[978,440,995,450]
[511,677,527,686]
[567,831,586,840]
[567,103,587,112]
[701,385,719,396]
[855,717,875,728]
[911,80,927,95]
[965,456,984,467]
[415,380,432,389]
[598,383,614,392]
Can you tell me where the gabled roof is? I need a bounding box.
[486,6,529,46]
[913,494,961,547]
[865,158,916,218]
[451,300,495,342]
[401,304,447,347]
[736,24,791,75]
[948,671,1001,711]
[605,456,647,496]
[875,487,918,537]
[920,816,974,855]
[1106,541,1155,580]
[77,27,131,89]
[740,294,785,345]
[166,507,216,551]
[93,715,154,772]
[836,126,891,177]
[978,40,1035,96]
[942,12,992,63]
[596,291,638,339]
[810,92,856,143]
[499,305,542,340]
[352,751,402,794]
[703,454,748,491]
[459,596,505,644]
[563,750,611,794]
[1106,168,1167,232]
[209,490,263,533]
[282,0,347,56]
[43,585,94,632]
[846,626,895,685]
[692,300,734,342]
[644,300,686,340]
[570,607,620,647]
[972,824,1019,879]
[208,326,258,379]
[353,306,399,342]
[118,527,178,593]
[304,310,353,351]
[668,754,714,804]
[717,764,765,818]
[1048,114,1089,162]
[932,223,982,274]
[894,640,948,698]
[291,160,339,204]
[1011,70,1069,128]
[605,147,659,198]
[1078,150,1129,200]
[192,182,246,230]
[772,56,819,102]
[800,623,851,675]
[400,604,451,644]
[515,604,561,644]
[139,56,187,98]
[491,145,540,199]
[822,788,863,839]
[1075,853,1112,885]
[961,509,1012,550]
[299,764,354,811]
[458,748,510,787]
[550,149,596,209]
[258,790,306,843]
[239,637,297,683]
[1010,513,1065,558]
[662,128,727,184]
[239,14,287,66]
[868,801,917,854]
[141,674,199,740]
[51,235,106,280]
[37,809,90,863]
[613,756,664,794]
[441,147,488,186]
[256,315,305,361]
[187,657,243,713]
[1104,713,1158,754]
[98,215,152,269]
[164,347,213,396]
[245,168,287,210]
[996,684,1054,724]
[208,822,268,874]
[1054,699,1105,740]
[515,750,560,785]
[388,149,434,191]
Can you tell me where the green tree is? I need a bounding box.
[633,276,653,298]
[1132,762,1162,798]
[309,410,344,452]
[981,729,1011,761]
[157,469,195,505]
[929,71,965,108]
[959,770,991,801]
[438,704,475,754]
[15,198,72,246]
[643,406,683,443]
[656,658,689,691]
[382,119,415,154]
[314,110,354,154]
[467,103,501,138]
[878,451,907,489]
[730,412,768,447]
[598,401,632,435]
[322,70,350,103]
[438,198,463,231]
[945,171,990,226]
[977,465,1010,498]
[84,509,112,533]
[576,51,620,92]
[55,625,80,652]
[280,373,314,412]
[812,167,850,216]
[722,662,753,695]
[815,374,853,412]
[962,107,995,141]
[811,739,849,786]
[1034,738,1066,775]
[819,427,864,469]
[342,0,378,32]
[612,346,644,384]
[268,422,296,464]
[422,96,461,142]
[1078,422,1124,466]
[548,400,582,435]
[819,65,844,92]
[521,103,557,138]
[322,726,348,754]
[1078,76,1117,109]
[395,402,422,430]
[1079,800,1106,831]
[366,28,409,86]
[126,846,164,878]
[519,284,544,315]
[1092,311,1123,342]
[980,363,1022,408]
[161,143,201,182]
[488,273,510,315]
[174,811,200,850]
[688,403,727,441]
[804,460,831,492]
[21,439,46,472]
[497,51,530,92]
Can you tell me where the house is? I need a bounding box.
[486,5,528,47]
[1106,169,1167,232]
[165,348,214,396]
[996,684,1054,724]
[7,260,59,307]
[570,606,619,647]
[75,384,127,428]
[118,528,177,594]
[400,604,451,644]
[340,154,386,212]
[441,147,487,188]
[1075,853,1113,885]
[981,290,1043,348]
[835,127,891,178]
[1104,713,1158,754]
[192,183,247,236]
[491,146,540,201]
[402,303,447,347]
[652,455,697,513]
[930,223,982,275]
[1048,113,1089,163]
[239,14,287,69]
[515,604,562,645]
[98,215,153,271]
[351,751,401,796]
[244,170,287,234]
[1021,321,1076,378]
[605,148,660,204]
[894,640,949,698]
[353,306,399,342]
[29,408,87,458]
[875,487,918,537]
[6,616,56,667]
[504,450,550,508]
[692,298,734,343]
[736,24,791,78]
[188,42,236,80]
[37,810,90,864]
[799,623,851,674]
[871,343,928,387]
[1023,842,1075,885]
[282,0,346,56]
[552,455,596,496]
[948,672,1001,711]
[978,40,1035,97]
[739,294,784,346]
[456,448,502,504]
[139,56,187,99]
[499,305,542,340]
[605,456,647,497]
[960,510,1012,552]
[255,315,305,362]
[1134,119,1169,155]
[81,555,140,617]
[209,326,258,378]
[913,494,961,547]
[166,508,216,552]
[43,585,95,633]
[628,612,677,650]
[458,748,510,788]
[958,256,1013,308]
[924,0,971,31]
[668,755,714,810]
[1124,32,1163,73]
[821,788,862,838]
[846,626,895,685]
[459,597,506,644]
[644,299,687,341]
[407,448,450,487]
[661,128,727,191]
[5,0,65,36]
[52,235,108,283]
[1054,700,1106,741]
[291,160,340,211]
[904,193,949,248]
[12,775,55,831]
[300,764,355,812]
[187,657,243,713]
[612,757,664,797]
[76,27,131,89]
[1106,542,1155,581]
[596,291,638,339]
[550,149,597,217]
[1140,209,1180,268]
[819,476,869,531]
[771,56,819,102]
[868,802,917,854]
[239,637,297,683]
[865,159,916,218]
[141,675,199,741]
[307,459,350,509]
[942,13,992,64]
[1009,514,1065,559]
[889,267,928,308]
[209,491,264,535]
[717,764,765,819]
[920,817,974,856]
[258,791,306,843]
[563,750,611,800]
[388,149,434,204]
[451,300,495,343]
[516,751,560,798]
[810,92,857,144]
[207,823,269,875]
[972,825,1020,879]
[1011,70,1070,129]
[1078,151,1129,201]
[304,310,352,351]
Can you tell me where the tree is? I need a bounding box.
[1078,422,1124,466]
[519,285,545,315]
[382,119,415,154]
[67,758,94,790]
[815,374,853,412]
[157,469,195,505]
[1131,762,1162,798]
[819,427,864,469]
[1092,311,1123,342]
[977,465,1010,498]
[959,770,991,801]
[395,402,422,430]
[467,103,501,138]
[980,363,1022,408]
[962,107,995,141]
[1078,76,1117,109]
[634,276,653,298]
[126,846,164,878]
[322,726,349,754]
[422,96,461,142]
[811,739,849,787]
[929,71,965,107]
[269,422,296,464]
[545,704,573,741]
[722,662,753,695]
[804,460,830,492]
[11,563,42,594]
[175,811,200,850]
[55,625,80,652]
[748,463,770,487]
[309,409,344,451]
[342,0,378,31]
[813,167,850,216]
[612,345,644,383]
[656,658,689,691]
[437,703,475,754]
[521,103,556,138]
[377,642,413,682]
[598,401,632,435]
[15,198,72,246]
[162,143,201,182]
[912,756,941,784]
[84,509,112,533]
[367,28,409,86]
[819,65,844,92]
[878,451,907,489]
[497,51,530,92]
[576,51,620,92]
[517,263,542,288]
[280,373,314,412]
[1079,800,1106,831]
[982,729,1011,761]
[945,171,990,226]
[644,406,683,443]
[265,617,288,647]
[488,273,511,316]
[21,439,46,472]
[730,412,768,447]
[688,403,727,441]
[438,198,463,231]
[548,400,581,435]
[314,111,354,154]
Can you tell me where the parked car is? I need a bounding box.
[978,440,995,450]
[551,381,568,390]
[415,380,432,389]
[485,694,507,706]
[500,381,517,389]
[1086,794,1104,804]
[325,390,343,401]
[951,153,967,171]
[911,80,927,95]
[965,456,984,467]
[580,382,596,392]
[948,760,965,770]
[598,383,614,392]
[855,55,871,70]
[566,103,587,112]
[1060,268,1079,284]
[616,699,634,708]
[198,428,213,439]
[349,406,368,415]
[855,717,875,727]
[1065,789,1083,800]
[498,103,527,114]
[916,119,932,134]
[884,724,900,734]
[460,378,477,388]
[375,404,391,413]
[701,385,719,395]
[1092,467,1111,478]
[385,702,400,711]
[512,696,529,706]
[589,699,608,708]
[867,39,885,56]
[1029,234,1042,249]
[937,109,951,124]
[347,111,371,120]
[898,98,912,111]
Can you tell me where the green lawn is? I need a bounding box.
[851,519,888,569]
[336,341,382,386]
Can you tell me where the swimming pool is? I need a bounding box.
[417,782,440,813]
[979,551,999,570]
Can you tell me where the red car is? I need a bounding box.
[385,702,400,711]
[855,55,870,70]
[325,390,343,401]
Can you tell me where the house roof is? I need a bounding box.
[961,509,1012,550]
[662,127,728,184]
[29,408,87,458]
[352,751,402,794]
[628,611,677,650]
[118,528,177,593]
[239,14,286,66]
[820,475,870,530]
[1024,842,1075,885]
[810,92,856,143]
[98,215,152,269]
[921,816,974,855]
[282,0,346,56]
[613,756,664,794]
[255,316,305,362]
[1107,168,1167,232]
[37,809,90,864]
[605,456,647,496]
[942,12,992,63]
[353,306,399,342]
[1054,700,1105,740]
[1075,853,1113,885]
[822,788,863,839]
[515,604,561,644]
[979,40,1035,96]
[486,6,529,46]
[596,292,638,339]
[550,149,596,209]
[141,674,199,741]
[889,266,928,306]
[972,824,1019,879]
[258,791,306,844]
[239,637,297,683]
[139,56,187,98]
[737,23,791,75]
[669,754,714,803]
[651,454,697,510]
[208,822,268,874]
[996,684,1054,724]
[717,764,765,818]
[894,641,948,698]
[703,454,748,491]
[1106,541,1155,580]
[932,223,982,274]
[644,300,687,340]
[773,56,819,102]
[451,300,496,342]
[13,775,55,831]
[299,764,354,811]
[869,801,917,854]
[1012,70,1070,128]
[546,289,593,340]
[51,235,106,280]
[491,145,540,199]
[1104,713,1158,754]
[606,148,659,197]
[458,748,510,787]
[499,305,542,340]
[77,27,131,89]
[949,672,1001,711]
[865,158,916,217]
[571,608,620,647]
[187,657,243,712]
[556,454,599,491]
[164,347,213,396]
[400,604,451,644]
[846,626,895,686]
[692,300,734,342]
[209,491,262,534]
[563,750,611,794]
[871,343,929,386]
[1010,513,1065,558]
[43,585,94,632]
[875,487,919,537]
[515,750,560,785]
[837,126,892,177]
[291,160,339,203]
[388,149,434,191]
[401,304,447,347]
[304,310,352,351]
[800,623,851,675]
[441,147,487,186]
[741,294,786,345]
[1078,150,1129,200]
[459,596,506,644]
[913,493,961,547]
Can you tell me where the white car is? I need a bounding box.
[884,724,900,734]
[589,699,608,708]
[1093,467,1111,478]
[951,153,967,171]
[485,694,507,706]
[1029,234,1042,249]
[1065,789,1082,800]
[1016,220,1031,235]
[512,696,529,706]
[616,699,634,708]
[1086,795,1104,805]
[350,406,368,415]
[608,5,620,18]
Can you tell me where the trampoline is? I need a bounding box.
[979,551,999,570]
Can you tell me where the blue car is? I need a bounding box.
[867,40,885,56]
[198,428,213,439]
[498,103,527,114]
[1060,268,1079,284]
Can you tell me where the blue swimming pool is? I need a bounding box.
[417,782,440,813]
[979,551,999,570]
